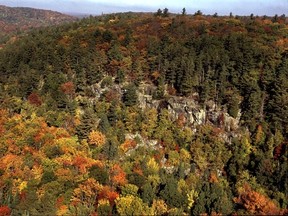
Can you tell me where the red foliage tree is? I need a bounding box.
[28,92,42,106]
[176,113,186,128]
[274,142,287,160]
[60,81,75,96]
[56,196,64,209]
[0,206,11,216]
[103,89,120,103]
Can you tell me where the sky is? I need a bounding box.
[0,0,287,16]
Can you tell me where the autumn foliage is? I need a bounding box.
[71,178,102,206]
[60,81,75,96]
[119,139,137,153]
[0,10,287,216]
[88,130,106,146]
[110,164,127,186]
[0,206,11,216]
[28,92,42,106]
[234,184,284,215]
[98,186,119,205]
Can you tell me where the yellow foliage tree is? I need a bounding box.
[115,195,153,215]
[56,205,68,216]
[88,130,106,147]
[187,189,199,210]
[152,199,168,215]
[140,108,158,137]
[71,178,103,208]
[146,157,160,175]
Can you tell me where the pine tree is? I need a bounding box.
[76,108,97,140]
[123,83,138,107]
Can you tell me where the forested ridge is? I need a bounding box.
[0,5,77,46]
[0,11,287,215]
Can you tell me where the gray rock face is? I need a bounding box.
[83,80,241,140]
[137,83,240,130]
[121,83,241,173]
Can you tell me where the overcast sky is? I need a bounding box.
[0,0,287,16]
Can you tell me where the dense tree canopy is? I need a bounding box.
[0,11,287,215]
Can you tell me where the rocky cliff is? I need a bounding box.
[138,83,240,132]
[85,79,241,146]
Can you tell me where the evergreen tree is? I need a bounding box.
[159,177,185,208]
[163,8,169,17]
[76,108,97,140]
[141,183,156,205]
[155,9,163,17]
[123,83,138,106]
[182,8,186,16]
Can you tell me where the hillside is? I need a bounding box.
[0,12,287,215]
[0,5,77,44]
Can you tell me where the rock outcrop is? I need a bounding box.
[137,83,240,133]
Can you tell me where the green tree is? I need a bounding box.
[89,165,109,185]
[116,195,152,215]
[76,108,97,140]
[115,69,125,84]
[182,8,186,16]
[192,182,233,215]
[123,83,138,107]
[98,113,111,134]
[102,30,114,43]
[155,9,162,17]
[163,8,169,17]
[141,183,156,205]
[266,57,288,136]
[180,56,197,95]
[159,177,185,208]
[194,10,203,16]
[154,109,174,147]
[121,184,139,197]
[140,108,158,138]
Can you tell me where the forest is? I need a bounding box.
[0,10,287,215]
[0,5,76,46]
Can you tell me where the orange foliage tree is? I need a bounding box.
[98,186,119,205]
[60,81,75,96]
[234,184,285,215]
[88,130,106,147]
[119,139,137,153]
[110,164,127,186]
[0,109,8,135]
